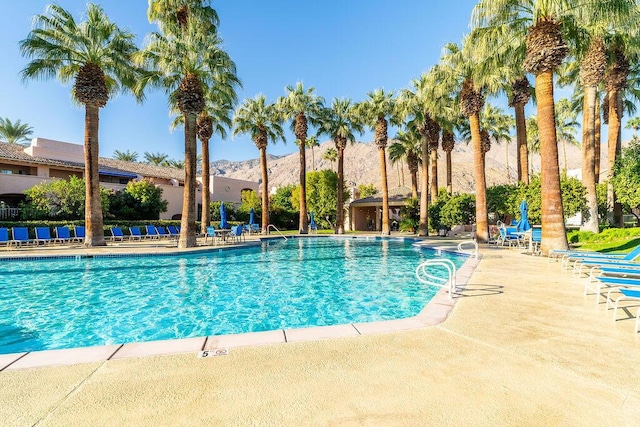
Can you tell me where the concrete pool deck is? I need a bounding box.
[1,239,639,425]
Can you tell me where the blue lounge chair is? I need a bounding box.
[156,226,172,239]
[11,227,31,246]
[74,226,86,242]
[167,225,179,237]
[129,226,143,240]
[231,224,245,243]
[0,227,9,246]
[558,244,640,265]
[145,225,159,239]
[34,227,54,245]
[110,227,126,241]
[612,288,640,333]
[204,226,218,245]
[55,226,72,244]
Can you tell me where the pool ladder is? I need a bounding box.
[267,224,288,241]
[415,258,457,299]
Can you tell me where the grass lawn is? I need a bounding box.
[569,227,640,253]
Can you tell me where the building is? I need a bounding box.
[348,186,413,231]
[0,138,258,220]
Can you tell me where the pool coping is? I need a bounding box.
[0,237,480,371]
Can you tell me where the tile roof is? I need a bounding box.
[0,142,185,181]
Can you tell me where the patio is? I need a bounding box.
[1,241,639,425]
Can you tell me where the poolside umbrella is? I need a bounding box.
[249,207,255,225]
[220,202,229,229]
[516,200,531,232]
[309,211,317,230]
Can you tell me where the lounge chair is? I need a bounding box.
[612,288,640,333]
[74,226,86,243]
[204,226,218,245]
[497,226,522,248]
[230,224,245,243]
[54,226,72,244]
[110,227,126,241]
[557,244,640,268]
[145,225,159,239]
[0,227,9,246]
[128,226,143,240]
[156,226,172,239]
[11,227,32,246]
[34,227,54,245]
[167,225,180,237]
[567,247,640,274]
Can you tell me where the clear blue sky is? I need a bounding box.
[3,1,623,163]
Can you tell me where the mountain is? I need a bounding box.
[210,139,605,194]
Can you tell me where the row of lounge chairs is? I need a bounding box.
[0,225,182,246]
[553,244,640,334]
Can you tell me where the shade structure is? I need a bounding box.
[516,200,531,232]
[309,211,317,229]
[249,208,256,226]
[220,202,229,229]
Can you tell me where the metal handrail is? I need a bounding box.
[457,240,478,259]
[267,224,288,241]
[415,258,457,298]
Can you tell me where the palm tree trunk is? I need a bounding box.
[179,113,198,248]
[581,86,599,233]
[260,145,269,234]
[410,168,418,199]
[419,134,429,236]
[536,71,568,253]
[312,146,315,171]
[505,141,511,183]
[446,150,452,194]
[470,113,488,243]
[514,103,529,184]
[562,138,567,174]
[607,90,624,227]
[379,147,390,235]
[336,146,345,234]
[430,149,438,203]
[594,95,601,183]
[83,104,106,247]
[299,142,308,234]
[200,137,211,235]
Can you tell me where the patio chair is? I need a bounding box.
[11,227,32,246]
[110,227,126,241]
[156,226,173,239]
[167,225,180,237]
[54,226,72,244]
[0,227,9,246]
[74,226,86,243]
[612,288,640,333]
[34,227,54,245]
[204,226,218,245]
[564,245,640,272]
[145,225,159,239]
[128,226,143,241]
[229,225,245,243]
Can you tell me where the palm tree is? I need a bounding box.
[165,159,185,169]
[138,5,237,248]
[144,151,170,165]
[20,3,140,247]
[317,98,363,234]
[526,115,540,177]
[323,147,338,170]
[233,94,285,234]
[276,82,324,234]
[481,104,514,181]
[0,118,33,144]
[355,89,397,235]
[113,149,138,162]
[473,0,636,252]
[389,129,421,198]
[306,136,321,171]
[148,0,219,32]
[555,98,580,174]
[625,116,640,139]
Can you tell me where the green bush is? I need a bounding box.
[439,193,476,228]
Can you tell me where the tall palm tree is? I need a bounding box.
[481,104,514,181]
[20,3,140,247]
[389,129,421,199]
[148,0,219,32]
[625,116,640,138]
[144,151,170,165]
[355,89,397,235]
[526,115,540,177]
[113,149,138,162]
[138,6,237,248]
[233,94,285,234]
[306,136,320,171]
[323,147,338,170]
[555,98,580,174]
[317,98,363,234]
[473,0,636,252]
[276,82,324,234]
[0,118,33,144]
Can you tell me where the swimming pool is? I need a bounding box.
[0,237,467,354]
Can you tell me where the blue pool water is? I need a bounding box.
[0,237,467,354]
